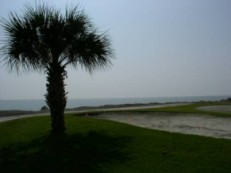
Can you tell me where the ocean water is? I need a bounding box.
[0,96,230,111]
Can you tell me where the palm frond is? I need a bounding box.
[62,6,114,72]
[1,3,114,73]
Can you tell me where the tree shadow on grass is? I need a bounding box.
[0,131,131,173]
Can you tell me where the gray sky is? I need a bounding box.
[0,0,231,100]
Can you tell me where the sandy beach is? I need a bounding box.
[96,112,231,140]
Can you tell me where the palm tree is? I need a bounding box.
[1,4,113,133]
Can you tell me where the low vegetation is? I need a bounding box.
[75,101,231,117]
[0,110,39,117]
[0,115,231,173]
[141,102,231,117]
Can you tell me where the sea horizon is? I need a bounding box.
[0,95,230,111]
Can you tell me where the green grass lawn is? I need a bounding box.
[0,115,231,173]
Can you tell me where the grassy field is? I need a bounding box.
[0,115,231,173]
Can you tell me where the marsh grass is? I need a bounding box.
[0,115,231,173]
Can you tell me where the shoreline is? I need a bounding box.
[0,103,186,123]
[1,99,230,118]
[1,98,230,117]
[0,102,183,117]
[1,95,230,111]
[0,103,231,139]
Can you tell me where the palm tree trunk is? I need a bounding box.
[45,61,67,133]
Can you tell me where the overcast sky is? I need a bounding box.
[0,0,231,100]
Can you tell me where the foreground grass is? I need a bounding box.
[0,115,231,173]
